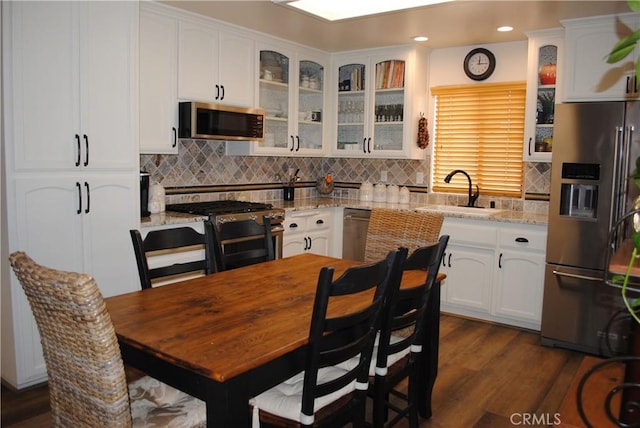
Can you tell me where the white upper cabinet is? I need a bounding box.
[5,1,137,171]
[178,19,255,107]
[227,42,329,157]
[331,46,429,160]
[562,12,640,101]
[523,28,563,162]
[139,4,179,154]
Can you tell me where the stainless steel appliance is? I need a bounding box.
[542,101,640,356]
[178,102,265,141]
[342,208,370,261]
[166,201,285,259]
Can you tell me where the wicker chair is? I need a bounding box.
[8,251,206,428]
[364,209,444,263]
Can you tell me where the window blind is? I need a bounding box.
[431,82,526,198]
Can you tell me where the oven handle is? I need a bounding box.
[552,270,602,282]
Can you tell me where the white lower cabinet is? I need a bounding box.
[283,208,338,258]
[4,175,139,389]
[440,218,547,331]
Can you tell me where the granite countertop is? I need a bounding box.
[142,197,548,228]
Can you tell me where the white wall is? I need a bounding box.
[427,40,528,119]
[426,40,528,162]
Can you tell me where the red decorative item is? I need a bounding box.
[539,63,557,85]
[417,113,429,149]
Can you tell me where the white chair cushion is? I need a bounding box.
[129,375,206,428]
[336,334,411,376]
[249,366,355,428]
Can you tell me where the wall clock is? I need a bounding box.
[463,48,496,81]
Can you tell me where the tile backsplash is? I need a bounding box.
[141,139,550,210]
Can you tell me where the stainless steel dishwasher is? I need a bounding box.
[342,208,370,261]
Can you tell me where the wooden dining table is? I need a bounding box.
[105,253,445,427]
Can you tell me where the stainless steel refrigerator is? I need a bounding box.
[541,100,640,356]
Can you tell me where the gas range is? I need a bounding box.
[166,200,285,226]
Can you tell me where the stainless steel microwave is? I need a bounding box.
[178,102,265,141]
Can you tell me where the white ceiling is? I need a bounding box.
[161,0,632,52]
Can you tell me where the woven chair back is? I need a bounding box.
[364,209,444,263]
[9,252,132,428]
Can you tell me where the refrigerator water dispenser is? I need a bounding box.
[560,183,598,218]
[558,163,600,219]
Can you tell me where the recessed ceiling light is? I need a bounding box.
[273,0,454,21]
[497,26,514,32]
[414,36,429,42]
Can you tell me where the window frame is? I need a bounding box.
[431,82,526,198]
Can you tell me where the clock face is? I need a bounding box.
[464,48,496,81]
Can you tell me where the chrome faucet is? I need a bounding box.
[444,169,480,207]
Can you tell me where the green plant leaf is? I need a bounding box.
[612,274,626,284]
[607,31,640,63]
[629,0,640,12]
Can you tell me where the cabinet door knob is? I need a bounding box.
[515,237,529,243]
[172,127,177,148]
[447,253,452,268]
[215,84,219,100]
[289,223,298,229]
[290,135,295,152]
[498,253,503,269]
[295,136,300,152]
[528,137,532,156]
[316,219,324,225]
[307,236,312,250]
[220,85,225,100]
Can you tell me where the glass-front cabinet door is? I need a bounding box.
[333,47,425,159]
[255,48,326,156]
[372,59,405,154]
[259,50,291,151]
[297,60,324,152]
[524,29,563,162]
[336,62,367,154]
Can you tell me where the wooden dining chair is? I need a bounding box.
[130,220,217,289]
[249,248,407,428]
[370,235,449,428]
[8,251,206,428]
[212,216,274,271]
[364,209,444,263]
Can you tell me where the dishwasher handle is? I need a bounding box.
[344,215,370,222]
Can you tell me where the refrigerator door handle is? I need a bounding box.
[610,126,627,235]
[552,270,603,282]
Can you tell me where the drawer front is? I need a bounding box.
[498,226,547,251]
[442,218,497,247]
[308,214,331,231]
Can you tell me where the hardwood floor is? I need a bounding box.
[1,314,586,427]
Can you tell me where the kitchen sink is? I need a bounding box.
[415,205,504,217]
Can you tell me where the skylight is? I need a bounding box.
[273,0,454,21]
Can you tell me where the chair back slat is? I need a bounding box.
[130,220,217,289]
